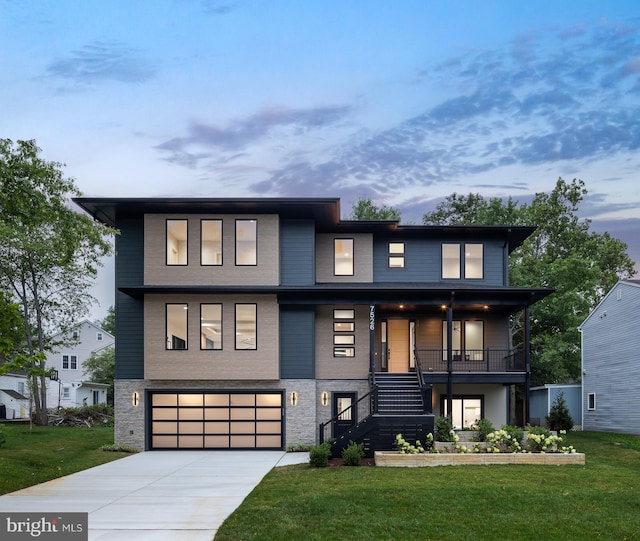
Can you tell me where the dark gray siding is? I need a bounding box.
[115,216,144,379]
[373,238,505,285]
[280,307,315,378]
[581,282,640,434]
[280,219,315,285]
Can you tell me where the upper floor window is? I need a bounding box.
[200,304,222,350]
[62,354,78,370]
[334,239,354,276]
[388,242,405,268]
[442,243,483,279]
[235,303,257,350]
[236,220,257,265]
[201,220,223,265]
[97,332,103,341]
[166,220,188,265]
[166,303,188,350]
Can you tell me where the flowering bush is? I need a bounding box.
[526,432,563,453]
[395,433,436,454]
[435,416,457,442]
[485,429,523,453]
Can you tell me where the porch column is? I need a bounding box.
[446,303,453,420]
[524,305,531,425]
[369,305,375,375]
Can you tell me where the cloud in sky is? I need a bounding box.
[46,41,157,85]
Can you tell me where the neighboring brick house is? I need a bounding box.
[75,197,552,453]
[45,320,113,409]
[579,280,640,434]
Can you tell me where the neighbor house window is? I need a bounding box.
[18,382,26,396]
[200,304,222,350]
[62,354,78,370]
[166,220,188,265]
[235,304,257,349]
[388,242,405,268]
[588,393,596,410]
[464,244,483,279]
[201,220,223,265]
[62,387,70,399]
[97,332,103,341]
[333,308,355,356]
[236,220,257,265]
[334,239,354,276]
[166,304,188,350]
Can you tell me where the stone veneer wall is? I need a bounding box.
[115,378,370,451]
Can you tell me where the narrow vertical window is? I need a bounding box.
[62,355,69,369]
[70,355,77,369]
[334,239,354,276]
[442,243,461,279]
[166,220,188,265]
[465,321,484,360]
[166,304,188,350]
[236,220,257,265]
[442,320,462,360]
[388,242,405,268]
[201,220,223,265]
[235,304,257,349]
[464,244,483,279]
[200,304,222,350]
[588,393,596,410]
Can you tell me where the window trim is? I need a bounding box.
[587,392,596,411]
[97,332,103,341]
[235,303,257,350]
[61,354,78,370]
[442,320,484,361]
[166,219,189,266]
[166,303,189,351]
[334,335,355,345]
[200,303,223,350]
[235,219,257,266]
[464,243,484,279]
[334,238,354,276]
[200,219,223,266]
[441,243,461,279]
[388,242,405,269]
[441,242,484,280]
[333,347,355,357]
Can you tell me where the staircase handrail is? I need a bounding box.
[414,350,431,414]
[319,388,376,444]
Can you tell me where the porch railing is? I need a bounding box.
[414,349,524,373]
[414,354,433,414]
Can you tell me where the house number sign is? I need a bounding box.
[369,305,375,331]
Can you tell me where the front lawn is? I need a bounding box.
[0,424,128,495]
[215,432,640,541]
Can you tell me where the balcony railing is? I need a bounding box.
[414,349,524,373]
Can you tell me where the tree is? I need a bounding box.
[101,305,115,336]
[0,291,24,361]
[0,139,117,424]
[83,346,115,405]
[423,178,636,385]
[546,392,574,432]
[349,198,401,221]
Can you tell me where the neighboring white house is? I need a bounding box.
[579,280,640,434]
[0,373,30,419]
[45,320,114,409]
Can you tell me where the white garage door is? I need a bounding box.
[150,391,283,450]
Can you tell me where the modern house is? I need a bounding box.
[529,384,582,430]
[579,280,640,434]
[44,320,113,409]
[74,197,552,453]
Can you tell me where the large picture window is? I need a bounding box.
[334,239,354,276]
[235,304,257,350]
[236,220,257,265]
[441,396,484,429]
[200,304,222,350]
[442,243,483,279]
[442,243,460,279]
[201,220,222,265]
[464,244,483,279]
[442,320,484,360]
[166,303,188,350]
[167,220,188,265]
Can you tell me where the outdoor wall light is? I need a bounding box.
[290,391,298,406]
[131,391,140,407]
[321,391,329,407]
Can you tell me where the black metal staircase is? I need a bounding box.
[375,373,425,415]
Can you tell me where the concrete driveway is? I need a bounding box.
[0,450,309,541]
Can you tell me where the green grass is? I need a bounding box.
[0,424,129,495]
[215,432,640,541]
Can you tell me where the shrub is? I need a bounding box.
[473,418,495,442]
[101,443,139,453]
[341,441,365,466]
[546,392,574,432]
[435,416,456,442]
[501,425,524,445]
[309,442,332,467]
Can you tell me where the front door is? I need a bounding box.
[388,319,409,372]
[332,392,357,439]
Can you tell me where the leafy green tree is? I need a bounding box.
[101,305,115,336]
[83,346,115,405]
[546,392,574,432]
[423,178,636,385]
[0,139,117,424]
[0,292,24,361]
[349,197,401,221]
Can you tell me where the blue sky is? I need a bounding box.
[2,1,639,316]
